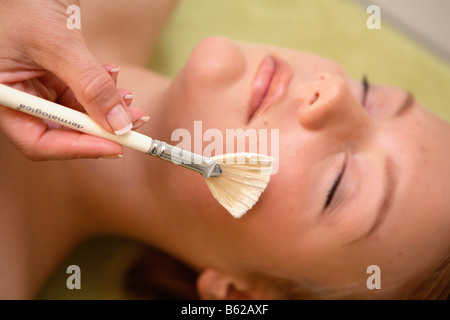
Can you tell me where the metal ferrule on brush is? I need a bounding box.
[147,139,222,178]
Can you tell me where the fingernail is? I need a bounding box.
[132,115,150,130]
[101,154,123,159]
[139,115,150,122]
[107,104,132,135]
[110,66,120,73]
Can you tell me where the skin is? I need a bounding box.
[3,35,448,300]
[146,37,450,298]
[0,0,141,159]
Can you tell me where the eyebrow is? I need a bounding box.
[348,156,398,245]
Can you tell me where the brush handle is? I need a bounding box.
[0,84,222,177]
[0,83,153,153]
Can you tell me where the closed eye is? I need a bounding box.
[324,158,347,210]
[362,75,370,106]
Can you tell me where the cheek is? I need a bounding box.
[280,50,348,80]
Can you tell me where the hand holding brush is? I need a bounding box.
[0,83,274,218]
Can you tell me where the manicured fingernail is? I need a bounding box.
[132,115,150,130]
[139,115,150,122]
[107,104,132,135]
[110,66,120,73]
[101,154,123,159]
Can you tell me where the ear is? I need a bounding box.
[196,269,255,300]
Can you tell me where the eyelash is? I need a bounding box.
[362,75,370,106]
[324,160,346,209]
[323,76,368,210]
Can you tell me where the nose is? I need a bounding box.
[297,73,370,135]
[181,36,246,87]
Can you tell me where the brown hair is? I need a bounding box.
[123,246,200,299]
[123,246,449,300]
[259,255,450,300]
[399,255,449,300]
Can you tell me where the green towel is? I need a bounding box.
[152,0,450,121]
[37,0,450,300]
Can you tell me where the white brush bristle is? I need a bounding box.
[205,153,274,218]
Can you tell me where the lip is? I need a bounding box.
[247,55,292,121]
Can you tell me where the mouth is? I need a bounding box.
[247,55,292,121]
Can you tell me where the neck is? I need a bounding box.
[0,68,182,299]
[75,69,220,269]
[87,68,228,271]
[0,147,90,298]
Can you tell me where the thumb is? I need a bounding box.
[48,46,132,135]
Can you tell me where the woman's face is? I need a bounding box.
[158,36,450,294]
